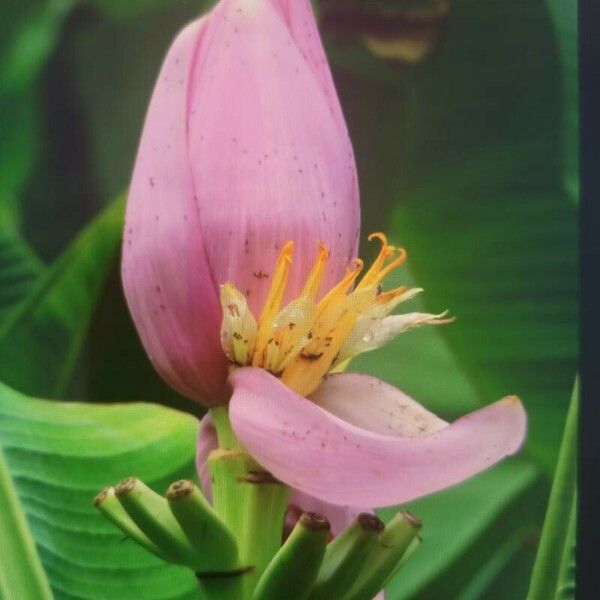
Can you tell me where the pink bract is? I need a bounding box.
[122,0,359,405]
[228,368,527,507]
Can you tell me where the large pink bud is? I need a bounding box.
[122,0,360,406]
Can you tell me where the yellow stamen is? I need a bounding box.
[252,241,294,366]
[375,248,407,282]
[356,232,395,289]
[218,233,448,397]
[281,309,359,397]
[300,242,329,300]
[315,258,363,319]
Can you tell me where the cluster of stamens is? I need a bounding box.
[220,233,441,397]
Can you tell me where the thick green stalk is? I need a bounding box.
[208,407,289,598]
[0,446,53,600]
[211,405,243,450]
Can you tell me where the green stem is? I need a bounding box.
[208,407,289,599]
[0,446,53,599]
[211,406,243,450]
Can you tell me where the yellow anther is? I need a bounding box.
[315,258,363,318]
[301,242,329,300]
[253,241,294,366]
[281,309,359,397]
[368,231,388,244]
[375,247,407,282]
[218,231,435,397]
[357,233,396,290]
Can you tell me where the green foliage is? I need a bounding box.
[0,446,53,600]
[380,460,542,599]
[0,197,124,397]
[0,0,74,228]
[0,0,577,598]
[91,0,215,21]
[0,381,198,599]
[0,225,44,325]
[341,0,577,475]
[527,382,578,600]
[546,0,578,203]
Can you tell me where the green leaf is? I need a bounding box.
[0,445,53,600]
[0,380,199,600]
[527,380,578,600]
[390,148,577,473]
[546,0,578,203]
[73,4,207,202]
[334,0,577,473]
[0,225,44,326]
[380,460,543,600]
[0,0,75,224]
[0,196,124,397]
[90,0,218,21]
[0,0,74,93]
[555,496,576,599]
[0,90,38,229]
[352,264,481,418]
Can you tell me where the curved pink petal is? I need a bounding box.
[309,373,447,437]
[122,18,228,405]
[195,412,370,538]
[229,368,527,507]
[187,0,360,315]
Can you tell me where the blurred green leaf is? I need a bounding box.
[0,380,198,599]
[352,264,481,418]
[390,147,577,473]
[380,459,543,599]
[0,0,75,226]
[89,0,214,22]
[0,196,124,398]
[0,91,38,230]
[84,264,192,412]
[0,226,45,326]
[527,381,578,600]
[546,0,578,203]
[331,2,577,597]
[335,0,577,473]
[0,0,74,93]
[72,3,206,202]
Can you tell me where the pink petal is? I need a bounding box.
[187,0,360,315]
[195,412,368,536]
[122,17,228,405]
[229,368,527,507]
[268,0,350,135]
[195,412,370,537]
[309,373,448,437]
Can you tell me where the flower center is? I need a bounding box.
[220,233,446,397]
